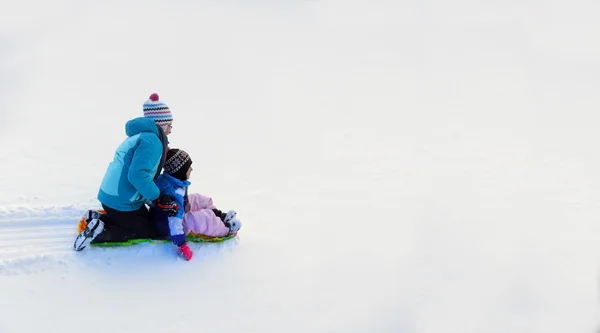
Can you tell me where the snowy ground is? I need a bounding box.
[1,1,600,332]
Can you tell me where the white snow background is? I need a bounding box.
[1,0,600,332]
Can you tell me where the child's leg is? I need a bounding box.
[187,193,216,211]
[183,209,230,237]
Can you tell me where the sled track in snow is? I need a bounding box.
[0,206,83,275]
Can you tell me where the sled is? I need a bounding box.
[77,209,237,247]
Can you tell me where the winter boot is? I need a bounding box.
[85,209,102,222]
[223,210,237,224]
[74,218,105,251]
[225,217,242,236]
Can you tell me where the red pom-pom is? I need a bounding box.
[149,93,159,101]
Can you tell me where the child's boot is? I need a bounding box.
[225,217,242,236]
[223,210,237,224]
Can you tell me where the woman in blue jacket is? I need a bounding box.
[74,93,175,251]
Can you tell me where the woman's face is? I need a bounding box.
[186,165,193,179]
[164,123,173,135]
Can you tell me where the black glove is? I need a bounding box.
[157,193,179,217]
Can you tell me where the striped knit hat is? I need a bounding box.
[143,93,173,131]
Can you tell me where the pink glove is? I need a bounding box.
[179,244,193,261]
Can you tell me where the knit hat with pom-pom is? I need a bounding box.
[143,93,173,131]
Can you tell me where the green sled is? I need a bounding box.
[91,233,237,247]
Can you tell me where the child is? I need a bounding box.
[151,148,242,261]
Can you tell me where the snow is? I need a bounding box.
[1,0,599,332]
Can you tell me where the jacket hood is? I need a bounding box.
[125,117,160,137]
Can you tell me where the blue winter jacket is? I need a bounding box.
[97,117,166,211]
[152,174,191,247]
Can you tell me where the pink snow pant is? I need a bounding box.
[183,193,230,237]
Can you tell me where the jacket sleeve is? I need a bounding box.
[128,135,162,201]
[167,187,187,247]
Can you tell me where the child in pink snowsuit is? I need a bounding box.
[152,148,242,261]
